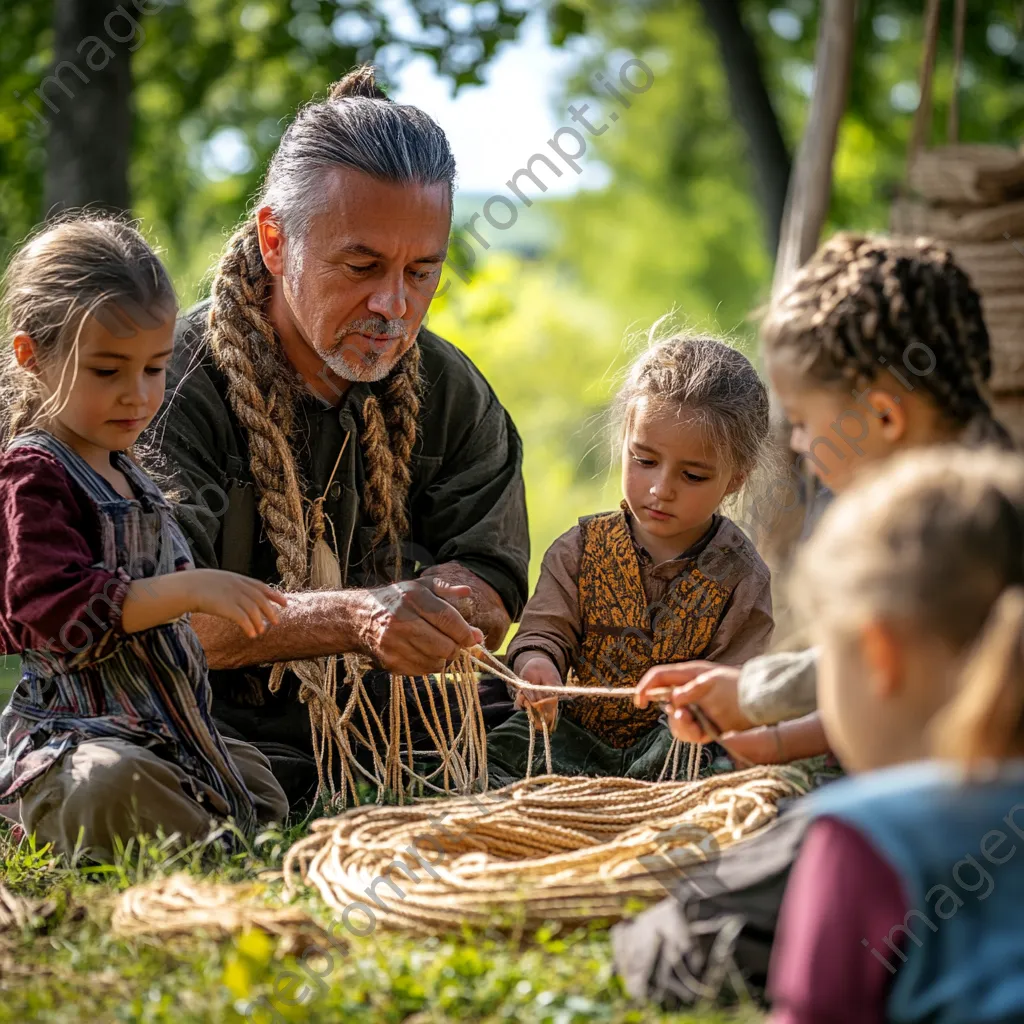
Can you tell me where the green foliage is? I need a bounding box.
[547,2,774,339]
[0,817,761,1023]
[428,253,628,589]
[0,0,529,287]
[541,0,1024,340]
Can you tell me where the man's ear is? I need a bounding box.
[255,206,287,277]
[859,619,904,700]
[13,332,38,371]
[863,389,908,443]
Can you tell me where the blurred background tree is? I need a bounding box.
[0,0,529,274]
[0,0,1022,623]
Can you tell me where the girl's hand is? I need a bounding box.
[515,654,563,732]
[191,569,288,638]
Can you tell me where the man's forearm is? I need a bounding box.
[192,590,361,670]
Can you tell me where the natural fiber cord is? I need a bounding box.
[111,874,333,955]
[282,765,811,935]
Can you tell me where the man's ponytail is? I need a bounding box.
[932,587,1024,770]
[329,64,388,102]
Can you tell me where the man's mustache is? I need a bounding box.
[335,318,407,342]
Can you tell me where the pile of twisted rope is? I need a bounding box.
[282,765,811,934]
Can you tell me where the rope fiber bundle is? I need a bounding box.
[282,765,811,934]
[111,874,333,955]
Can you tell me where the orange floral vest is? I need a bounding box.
[565,509,731,748]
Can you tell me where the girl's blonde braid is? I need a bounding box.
[7,395,35,442]
[207,220,308,590]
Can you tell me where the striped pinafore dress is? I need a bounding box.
[0,430,256,828]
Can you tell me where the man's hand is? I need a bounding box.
[634,661,753,744]
[418,562,511,651]
[352,578,484,675]
[514,654,562,731]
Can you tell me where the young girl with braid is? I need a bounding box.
[638,233,1013,766]
[0,216,288,861]
[769,448,1024,1024]
[488,334,775,781]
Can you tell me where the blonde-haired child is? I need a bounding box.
[0,215,288,860]
[638,233,1013,764]
[769,448,1024,1023]
[487,333,775,780]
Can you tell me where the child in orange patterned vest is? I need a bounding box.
[487,334,775,782]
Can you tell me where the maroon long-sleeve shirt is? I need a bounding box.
[0,447,130,654]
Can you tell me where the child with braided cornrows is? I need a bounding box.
[489,333,776,781]
[0,215,289,861]
[637,233,1014,767]
[769,448,1024,1024]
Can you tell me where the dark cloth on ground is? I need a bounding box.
[612,757,844,1012]
[613,809,809,1011]
[485,711,680,787]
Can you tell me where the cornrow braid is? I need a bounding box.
[763,233,1008,446]
[208,219,308,589]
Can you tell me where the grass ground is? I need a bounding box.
[0,666,763,1024]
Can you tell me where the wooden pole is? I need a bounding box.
[771,0,858,298]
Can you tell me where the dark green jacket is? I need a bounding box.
[144,301,529,619]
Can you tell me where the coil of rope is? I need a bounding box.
[282,764,811,934]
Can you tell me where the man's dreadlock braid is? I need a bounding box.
[360,344,421,579]
[764,232,1010,446]
[361,392,395,550]
[383,343,421,542]
[208,220,309,589]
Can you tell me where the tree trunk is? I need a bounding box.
[696,0,792,254]
[43,0,133,216]
[772,0,857,297]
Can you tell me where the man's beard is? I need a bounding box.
[317,318,408,383]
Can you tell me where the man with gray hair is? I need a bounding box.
[148,67,529,806]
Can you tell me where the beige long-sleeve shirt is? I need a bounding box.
[737,648,820,725]
[507,513,775,682]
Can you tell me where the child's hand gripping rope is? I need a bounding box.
[513,654,563,732]
[467,646,755,768]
